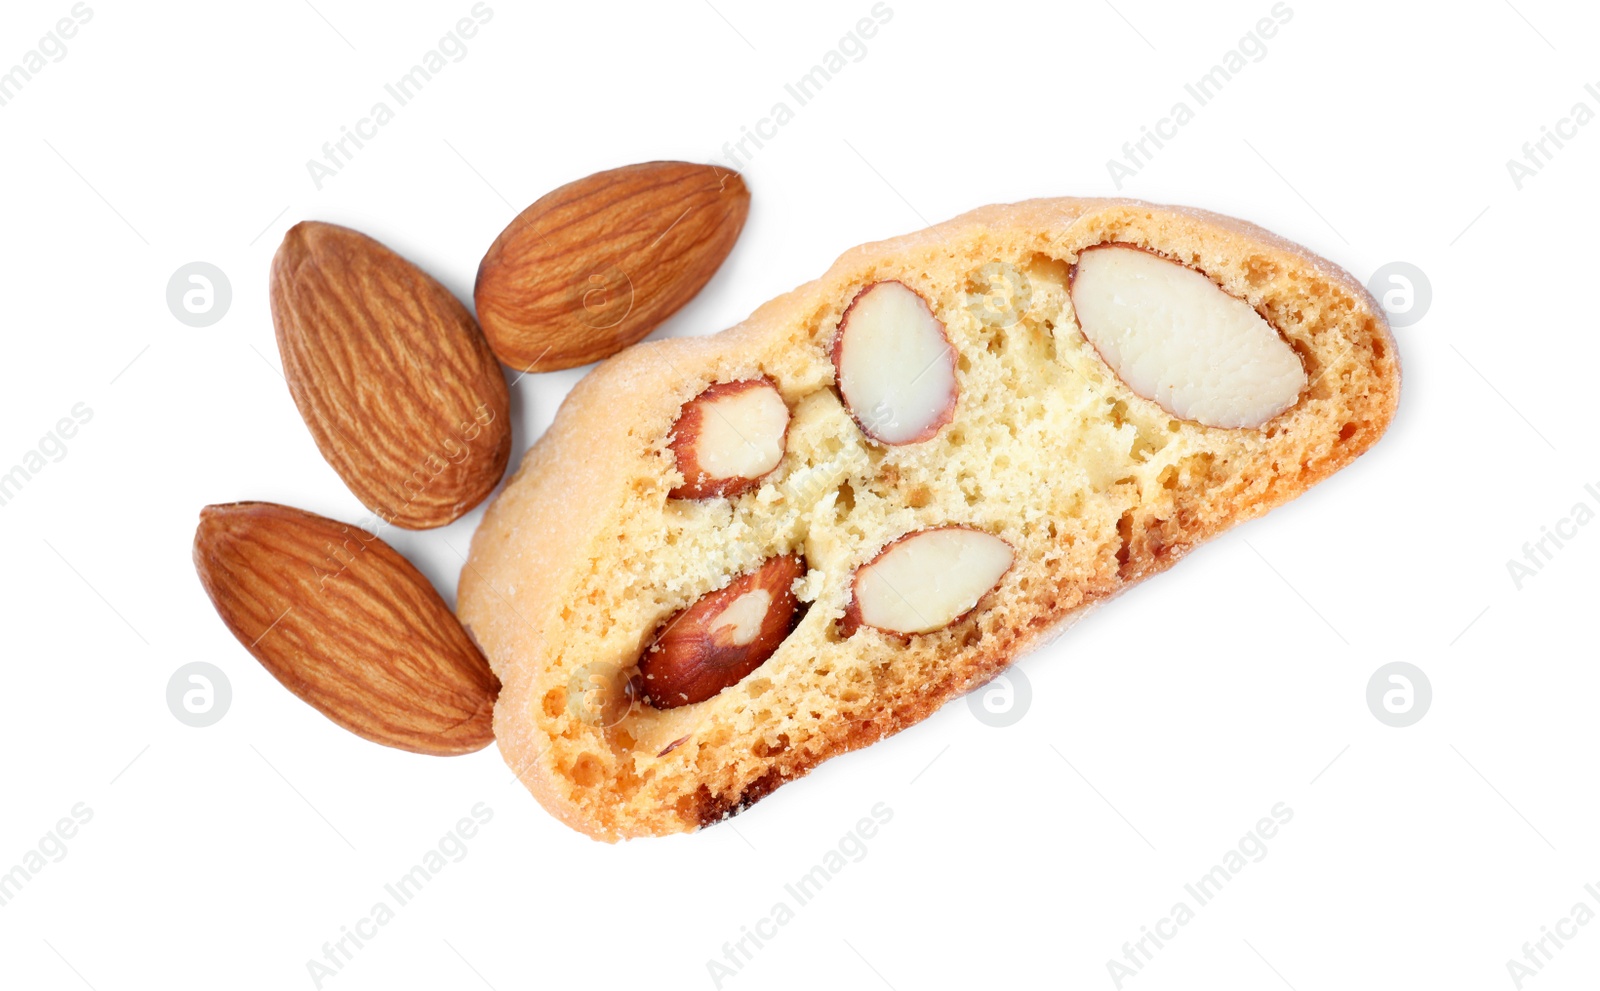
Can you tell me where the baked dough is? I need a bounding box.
[458,197,1400,841]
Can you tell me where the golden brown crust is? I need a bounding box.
[458,196,1400,841]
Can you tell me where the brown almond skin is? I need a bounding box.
[640,555,805,709]
[474,161,750,372]
[271,221,511,530]
[193,502,500,755]
[668,378,789,500]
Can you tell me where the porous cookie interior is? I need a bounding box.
[529,209,1395,838]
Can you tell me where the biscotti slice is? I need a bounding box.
[458,197,1400,841]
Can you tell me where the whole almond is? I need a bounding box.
[193,501,499,756]
[474,161,750,372]
[271,221,511,530]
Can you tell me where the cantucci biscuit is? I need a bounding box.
[459,197,1401,841]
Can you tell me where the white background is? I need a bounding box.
[1,0,1596,988]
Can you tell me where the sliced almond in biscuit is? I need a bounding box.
[1069,244,1307,429]
[832,281,958,445]
[668,378,790,499]
[843,526,1013,636]
[640,554,806,708]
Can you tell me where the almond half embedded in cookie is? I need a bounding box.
[640,554,806,708]
[1069,244,1307,429]
[668,378,790,499]
[832,281,958,445]
[843,527,1014,636]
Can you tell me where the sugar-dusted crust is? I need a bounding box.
[458,197,1401,841]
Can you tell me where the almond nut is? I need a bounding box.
[842,526,1013,636]
[1069,243,1307,428]
[668,378,790,499]
[271,221,511,530]
[832,280,958,445]
[193,501,499,755]
[474,161,750,372]
[640,554,805,709]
